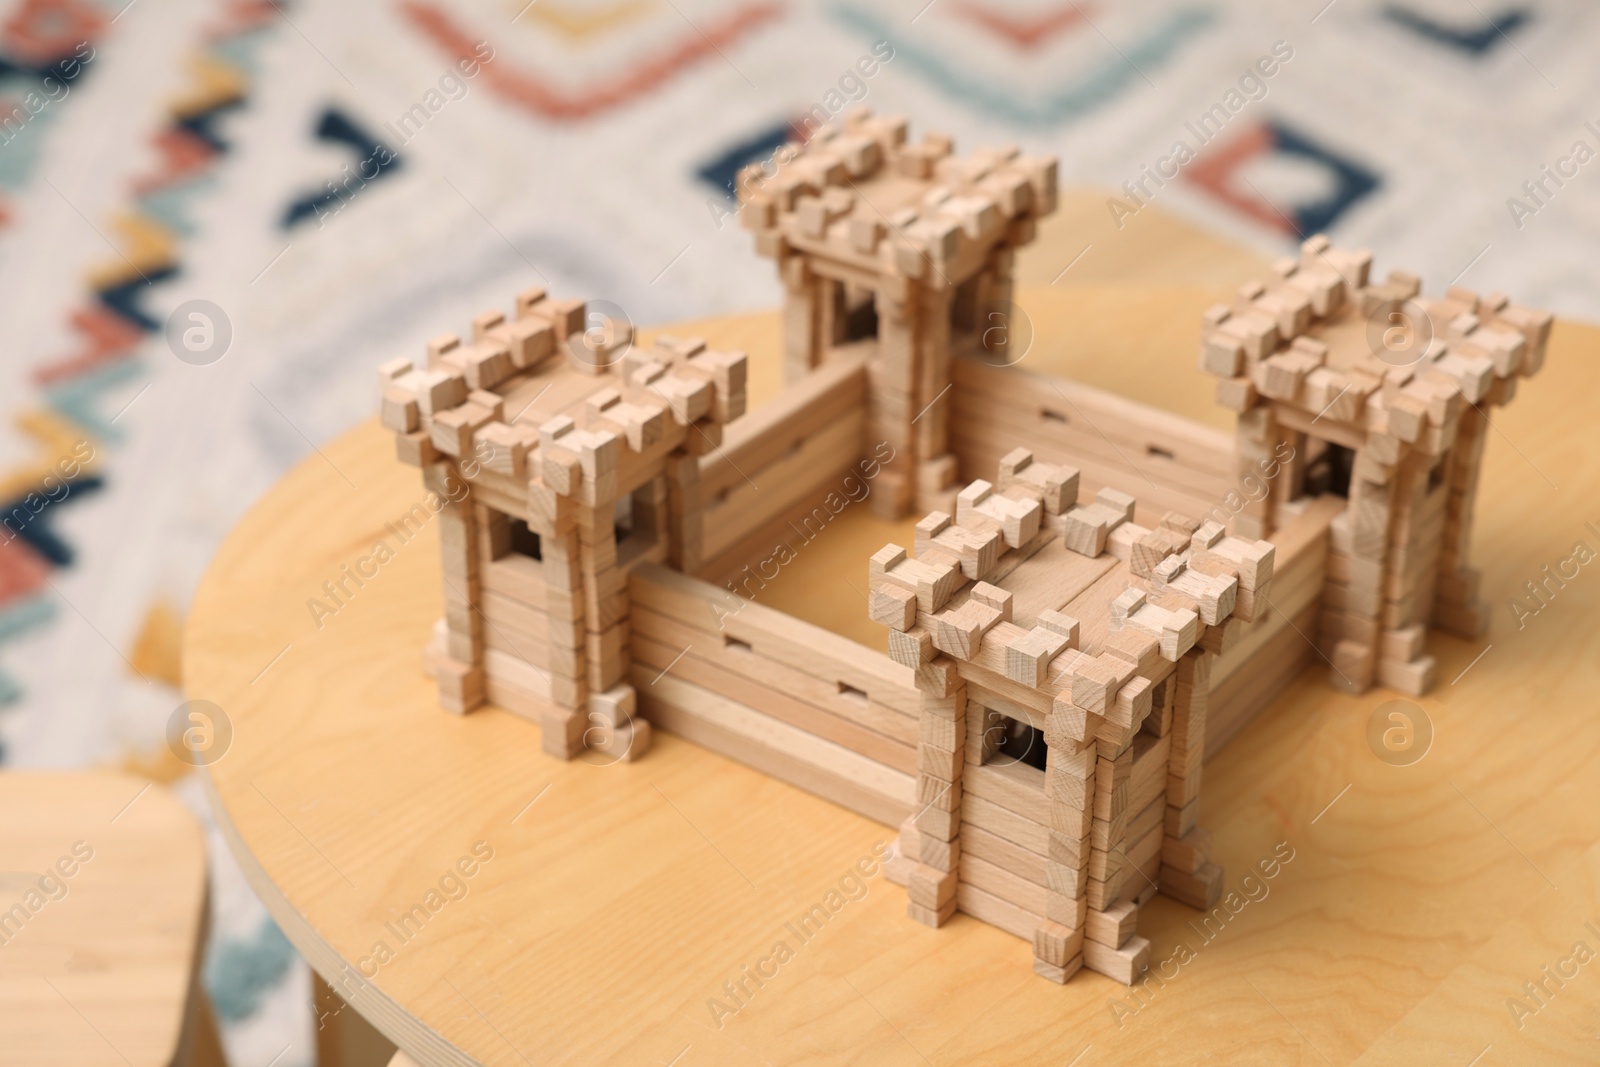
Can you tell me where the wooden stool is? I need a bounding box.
[0,771,225,1066]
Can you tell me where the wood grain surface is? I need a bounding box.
[188,195,1600,1065]
[0,771,216,1066]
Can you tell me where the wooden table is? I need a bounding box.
[0,772,223,1066]
[188,200,1600,1065]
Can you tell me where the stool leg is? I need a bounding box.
[313,971,396,1067]
[173,976,228,1067]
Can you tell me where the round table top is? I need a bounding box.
[189,268,1600,1063]
[0,771,208,1066]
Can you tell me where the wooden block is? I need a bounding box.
[908,897,958,928]
[434,656,485,714]
[914,805,956,840]
[997,449,1079,514]
[1062,505,1111,556]
[1048,796,1094,840]
[924,661,972,713]
[1167,566,1237,626]
[889,628,936,671]
[1047,696,1100,749]
[915,512,1002,581]
[414,369,467,415]
[849,216,886,253]
[539,707,585,758]
[917,775,962,812]
[396,431,438,468]
[1159,512,1200,536]
[589,716,651,761]
[871,545,963,614]
[1165,798,1198,838]
[515,286,547,318]
[380,387,420,434]
[957,479,1042,548]
[1376,653,1436,695]
[921,742,953,783]
[913,828,960,871]
[1304,235,1371,289]
[1123,599,1200,662]
[1331,638,1375,693]
[587,684,636,728]
[1092,756,1131,822]
[1005,625,1070,687]
[1102,629,1159,677]
[1256,350,1317,401]
[542,297,585,338]
[548,673,585,709]
[587,388,668,453]
[1033,920,1084,966]
[474,422,530,478]
[1046,859,1086,899]
[907,863,958,909]
[1069,657,1123,715]
[377,355,414,385]
[457,340,515,390]
[1196,617,1238,656]
[1385,394,1428,443]
[1046,828,1092,868]
[1044,746,1094,803]
[1199,329,1245,377]
[1032,955,1085,984]
[1094,487,1136,525]
[871,584,918,630]
[1110,676,1153,730]
[1085,900,1139,948]
[969,582,1013,620]
[426,332,461,367]
[471,309,506,341]
[1085,871,1126,913]
[1214,374,1256,413]
[1160,860,1223,909]
[430,402,494,457]
[1131,527,1188,579]
[467,389,505,422]
[1037,610,1080,645]
[651,373,713,424]
[1380,624,1426,662]
[1161,826,1212,873]
[1107,521,1148,562]
[928,599,1003,660]
[1280,248,1349,313]
[491,317,555,369]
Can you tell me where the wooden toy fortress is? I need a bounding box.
[375,111,1550,985]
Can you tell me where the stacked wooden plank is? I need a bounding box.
[1205,494,1344,754]
[949,356,1238,526]
[694,355,868,583]
[629,562,918,826]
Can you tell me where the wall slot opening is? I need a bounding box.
[992,713,1048,772]
[507,517,542,561]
